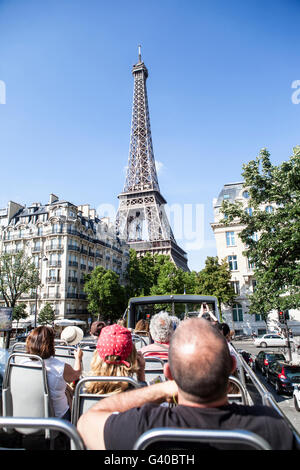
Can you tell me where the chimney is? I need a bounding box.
[49,194,59,204]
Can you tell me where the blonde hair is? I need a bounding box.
[85,345,139,394]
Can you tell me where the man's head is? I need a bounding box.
[167,318,235,405]
[149,311,173,343]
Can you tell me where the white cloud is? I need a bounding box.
[155,160,164,174]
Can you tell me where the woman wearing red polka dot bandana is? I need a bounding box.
[85,324,146,394]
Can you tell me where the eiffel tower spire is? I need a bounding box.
[116,48,189,271]
[123,46,160,194]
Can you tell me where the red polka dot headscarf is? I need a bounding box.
[96,324,133,367]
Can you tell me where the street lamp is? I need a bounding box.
[34,254,48,328]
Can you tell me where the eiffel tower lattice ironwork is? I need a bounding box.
[116,47,189,271]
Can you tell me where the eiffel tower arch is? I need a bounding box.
[116,47,189,271]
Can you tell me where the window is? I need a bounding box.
[232,304,243,322]
[255,313,262,321]
[228,255,238,271]
[242,191,250,199]
[231,281,240,295]
[248,259,255,269]
[265,205,273,213]
[226,231,235,246]
[245,207,253,216]
[223,194,230,200]
[52,223,62,234]
[250,232,258,241]
[252,279,257,292]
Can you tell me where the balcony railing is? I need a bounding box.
[46,245,64,251]
[68,261,78,267]
[68,245,80,252]
[48,261,62,268]
[43,293,61,299]
[46,277,61,284]
[66,293,78,299]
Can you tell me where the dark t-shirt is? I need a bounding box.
[104,403,299,450]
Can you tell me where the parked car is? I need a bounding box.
[266,361,300,395]
[293,385,300,412]
[254,351,286,375]
[254,333,289,348]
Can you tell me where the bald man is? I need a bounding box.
[77,319,299,450]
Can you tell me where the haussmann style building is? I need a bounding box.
[211,182,300,337]
[0,194,130,330]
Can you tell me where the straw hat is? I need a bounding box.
[61,326,84,346]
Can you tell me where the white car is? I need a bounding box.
[293,384,300,412]
[254,334,288,348]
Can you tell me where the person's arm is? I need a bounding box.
[77,379,178,450]
[63,348,83,383]
[136,350,146,382]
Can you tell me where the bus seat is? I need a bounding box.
[81,348,96,374]
[71,376,141,426]
[144,357,166,384]
[0,417,85,450]
[227,375,249,405]
[2,353,53,436]
[131,334,148,350]
[133,427,272,450]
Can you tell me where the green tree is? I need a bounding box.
[0,251,40,308]
[194,256,236,321]
[221,146,300,318]
[150,259,186,296]
[12,302,28,331]
[38,303,55,326]
[125,250,175,299]
[84,266,126,322]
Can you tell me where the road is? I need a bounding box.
[233,339,300,434]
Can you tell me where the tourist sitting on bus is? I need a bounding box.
[23,326,82,421]
[134,319,150,337]
[139,311,173,360]
[218,322,242,381]
[77,318,299,450]
[170,315,180,331]
[84,323,146,394]
[90,321,106,340]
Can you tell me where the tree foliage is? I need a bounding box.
[194,257,236,320]
[0,251,40,308]
[12,302,28,329]
[84,266,127,321]
[221,146,300,316]
[38,302,55,326]
[126,250,235,318]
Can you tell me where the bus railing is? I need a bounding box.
[237,352,300,446]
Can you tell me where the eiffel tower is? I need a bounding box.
[116,47,189,271]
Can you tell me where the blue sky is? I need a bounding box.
[0,0,299,271]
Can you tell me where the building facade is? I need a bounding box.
[211,182,300,336]
[0,194,129,327]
